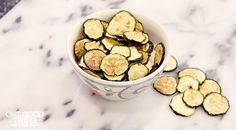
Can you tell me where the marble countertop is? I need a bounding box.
[0,0,236,129]
[0,0,21,18]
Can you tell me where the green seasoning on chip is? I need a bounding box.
[153,76,177,95]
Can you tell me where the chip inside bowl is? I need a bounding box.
[73,10,166,81]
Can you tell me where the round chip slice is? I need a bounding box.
[178,68,206,84]
[124,31,146,43]
[83,19,104,40]
[84,41,107,53]
[110,46,130,57]
[153,76,177,96]
[84,49,106,71]
[107,11,136,36]
[154,43,165,66]
[134,20,144,32]
[128,63,149,81]
[140,51,149,64]
[164,55,177,72]
[203,93,230,116]
[101,37,122,50]
[169,93,195,117]
[177,76,199,93]
[100,54,129,76]
[183,89,204,107]
[74,38,91,59]
[199,79,221,97]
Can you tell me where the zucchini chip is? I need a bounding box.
[199,79,221,97]
[154,43,165,66]
[105,33,117,39]
[145,61,154,72]
[128,46,142,61]
[84,49,106,71]
[110,46,131,57]
[83,69,101,78]
[183,89,204,107]
[78,57,88,69]
[178,68,206,84]
[130,43,148,52]
[203,93,230,116]
[146,41,154,53]
[164,55,178,72]
[169,93,195,117]
[145,49,155,71]
[84,41,107,53]
[124,31,146,43]
[153,76,177,95]
[128,63,149,81]
[83,19,104,40]
[177,76,199,93]
[134,20,144,32]
[140,51,149,64]
[106,10,136,36]
[100,54,129,76]
[101,20,108,29]
[101,37,122,50]
[104,73,125,81]
[142,33,149,44]
[74,38,91,59]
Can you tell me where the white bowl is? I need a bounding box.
[67,9,171,101]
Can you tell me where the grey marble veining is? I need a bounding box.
[0,0,20,18]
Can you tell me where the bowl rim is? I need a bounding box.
[67,9,171,87]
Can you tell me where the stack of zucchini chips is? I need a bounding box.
[74,10,165,81]
[154,57,230,117]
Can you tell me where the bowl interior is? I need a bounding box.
[67,9,171,86]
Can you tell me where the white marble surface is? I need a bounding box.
[0,0,236,129]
